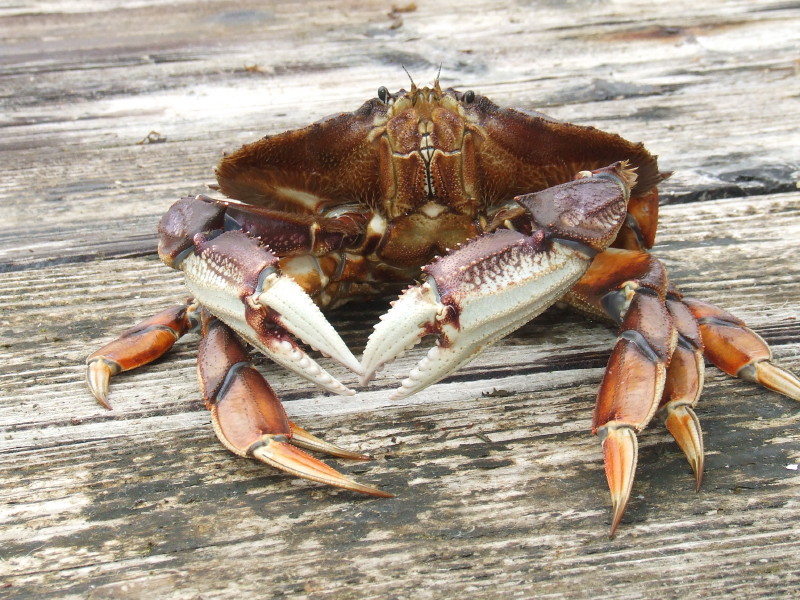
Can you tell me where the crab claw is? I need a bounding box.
[362,229,598,400]
[251,270,363,376]
[360,280,443,387]
[174,229,360,394]
[362,164,635,400]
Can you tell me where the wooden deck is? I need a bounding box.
[2,1,799,597]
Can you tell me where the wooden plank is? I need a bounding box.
[1,0,799,598]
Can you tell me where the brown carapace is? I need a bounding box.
[86,80,800,536]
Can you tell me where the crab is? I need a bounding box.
[86,79,800,535]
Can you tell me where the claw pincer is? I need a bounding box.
[157,196,388,494]
[362,163,636,400]
[159,196,360,395]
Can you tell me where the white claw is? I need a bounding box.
[360,282,445,384]
[256,334,355,396]
[181,252,357,395]
[256,274,362,375]
[368,239,593,400]
[389,327,489,400]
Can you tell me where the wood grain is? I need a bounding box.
[2,1,799,598]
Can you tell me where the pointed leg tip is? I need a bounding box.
[350,452,373,462]
[664,404,705,491]
[287,420,373,461]
[752,361,800,402]
[86,359,117,410]
[346,482,395,498]
[369,489,395,499]
[694,469,704,493]
[600,424,639,537]
[252,439,389,498]
[608,492,630,538]
[609,508,625,538]
[90,384,113,410]
[690,445,705,492]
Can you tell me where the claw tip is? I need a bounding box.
[601,425,638,537]
[86,358,118,410]
[359,369,377,387]
[752,361,800,402]
[695,469,704,493]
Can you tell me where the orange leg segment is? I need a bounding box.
[198,315,391,497]
[86,300,201,409]
[683,298,800,402]
[594,289,676,535]
[658,291,705,490]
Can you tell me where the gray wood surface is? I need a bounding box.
[2,1,799,598]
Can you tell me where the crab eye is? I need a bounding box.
[378,86,390,103]
[463,90,476,104]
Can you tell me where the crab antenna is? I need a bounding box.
[402,65,417,91]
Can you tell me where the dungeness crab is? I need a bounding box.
[86,79,800,535]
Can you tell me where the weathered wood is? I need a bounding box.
[2,0,799,598]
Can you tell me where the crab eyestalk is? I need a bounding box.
[361,162,636,399]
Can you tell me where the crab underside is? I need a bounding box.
[86,81,800,535]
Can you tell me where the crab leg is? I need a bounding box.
[362,162,636,400]
[683,298,800,402]
[158,196,361,395]
[658,289,706,490]
[569,249,800,533]
[568,249,685,535]
[86,301,201,409]
[199,315,390,496]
